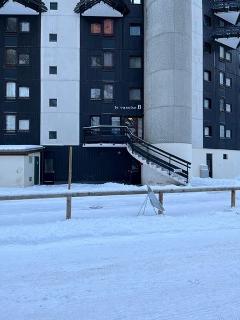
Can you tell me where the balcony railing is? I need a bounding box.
[83,126,191,184]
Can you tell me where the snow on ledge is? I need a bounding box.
[0,145,44,154]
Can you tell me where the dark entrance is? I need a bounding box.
[206,153,213,178]
[34,156,40,185]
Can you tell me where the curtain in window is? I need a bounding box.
[19,54,30,65]
[6,115,16,131]
[6,82,16,98]
[19,87,30,98]
[6,49,17,65]
[104,19,114,35]
[91,88,101,99]
[104,84,113,100]
[104,52,113,67]
[19,120,30,131]
[91,23,101,34]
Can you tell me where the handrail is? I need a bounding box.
[83,125,191,183]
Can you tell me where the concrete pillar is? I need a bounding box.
[143,0,193,184]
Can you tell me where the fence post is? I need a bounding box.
[66,196,72,220]
[231,190,236,208]
[159,192,164,214]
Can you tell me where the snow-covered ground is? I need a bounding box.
[1,178,240,319]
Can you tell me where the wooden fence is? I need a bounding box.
[0,186,239,219]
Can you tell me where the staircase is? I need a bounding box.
[83,126,191,185]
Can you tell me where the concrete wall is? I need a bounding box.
[192,0,203,149]
[192,148,240,179]
[40,0,80,146]
[144,0,192,160]
[0,153,40,187]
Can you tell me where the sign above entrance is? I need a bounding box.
[114,105,143,111]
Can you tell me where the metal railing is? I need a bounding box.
[83,126,191,184]
[0,186,238,219]
[213,26,240,39]
[212,0,240,12]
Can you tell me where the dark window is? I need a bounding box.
[130,24,141,36]
[204,42,212,54]
[49,99,58,107]
[219,98,225,112]
[6,18,17,32]
[49,131,57,139]
[111,116,121,134]
[223,154,228,160]
[5,49,17,66]
[49,33,57,42]
[129,88,141,101]
[50,2,58,10]
[204,15,212,27]
[49,66,57,74]
[19,54,30,65]
[129,56,142,68]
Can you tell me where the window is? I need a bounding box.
[49,66,57,74]
[219,72,224,86]
[5,49,17,66]
[220,125,225,138]
[129,88,141,101]
[49,33,57,42]
[129,56,142,68]
[6,82,16,99]
[50,2,58,10]
[219,98,225,112]
[130,24,141,36]
[6,115,16,131]
[91,88,101,100]
[226,103,232,113]
[49,131,57,139]
[20,22,30,32]
[91,116,100,127]
[91,23,101,34]
[225,51,232,62]
[204,70,211,82]
[204,126,212,137]
[104,19,114,35]
[204,98,211,109]
[49,99,57,107]
[219,19,225,27]
[226,77,231,87]
[226,129,232,139]
[111,116,121,134]
[204,15,212,27]
[104,84,114,100]
[104,52,113,67]
[91,56,101,67]
[6,18,17,32]
[223,154,228,160]
[219,46,225,59]
[19,54,30,65]
[19,87,30,98]
[204,42,212,54]
[131,0,141,3]
[19,120,30,131]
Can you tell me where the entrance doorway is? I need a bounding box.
[34,156,40,185]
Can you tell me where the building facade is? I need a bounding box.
[0,0,240,186]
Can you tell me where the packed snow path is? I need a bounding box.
[1,179,240,319]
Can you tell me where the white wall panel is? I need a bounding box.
[41,0,80,146]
